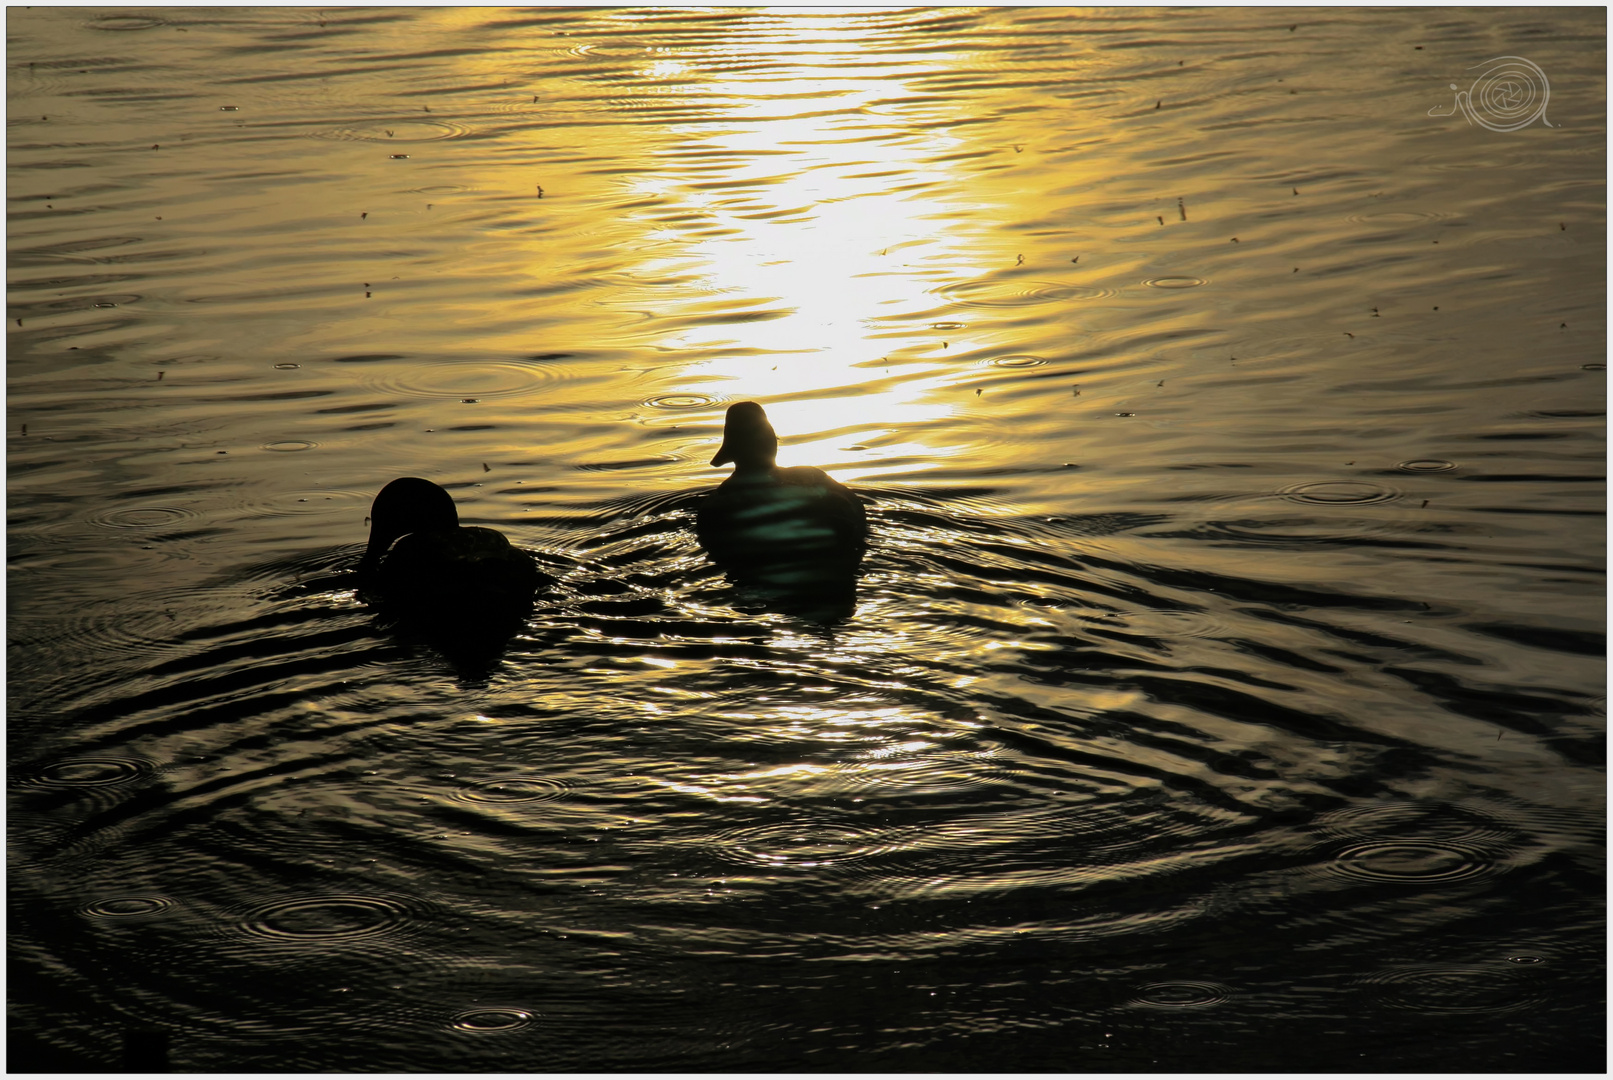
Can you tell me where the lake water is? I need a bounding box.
[7,6,1605,1073]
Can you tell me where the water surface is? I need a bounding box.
[7,6,1605,1072]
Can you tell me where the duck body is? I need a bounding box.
[359,477,546,630]
[696,402,867,589]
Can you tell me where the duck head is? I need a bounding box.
[711,401,779,472]
[361,476,459,575]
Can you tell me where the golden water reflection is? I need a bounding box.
[603,8,1030,465]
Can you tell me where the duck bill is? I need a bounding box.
[711,441,735,467]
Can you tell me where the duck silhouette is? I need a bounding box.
[358,477,547,632]
[696,402,867,602]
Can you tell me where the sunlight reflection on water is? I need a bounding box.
[7,4,1604,1074]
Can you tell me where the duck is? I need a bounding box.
[358,477,547,628]
[695,401,867,586]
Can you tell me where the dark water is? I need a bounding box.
[7,6,1605,1073]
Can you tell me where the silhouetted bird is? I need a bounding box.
[696,402,867,607]
[359,477,547,632]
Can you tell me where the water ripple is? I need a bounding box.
[1361,966,1544,1014]
[311,120,475,143]
[451,1007,536,1033]
[644,393,723,410]
[701,819,915,875]
[1127,980,1230,1008]
[84,13,166,30]
[1325,840,1495,885]
[80,894,176,920]
[1279,480,1400,506]
[938,279,1113,307]
[231,895,421,946]
[19,757,157,789]
[361,359,574,401]
[453,776,572,804]
[86,505,200,530]
[1317,802,1514,845]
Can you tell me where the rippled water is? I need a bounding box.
[8,7,1604,1073]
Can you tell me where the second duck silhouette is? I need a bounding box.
[359,477,548,635]
[696,401,867,597]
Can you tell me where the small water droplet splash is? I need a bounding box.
[644,393,721,410]
[703,820,910,875]
[451,1007,535,1033]
[21,757,155,788]
[1127,981,1230,1008]
[1327,840,1494,884]
[939,279,1111,307]
[1317,802,1512,844]
[361,358,568,401]
[88,505,198,530]
[314,120,474,143]
[1279,480,1399,505]
[1091,607,1223,639]
[80,895,175,920]
[86,13,165,30]
[1361,966,1544,1014]
[453,776,570,804]
[231,895,419,945]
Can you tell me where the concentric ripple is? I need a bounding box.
[1094,607,1224,639]
[1192,512,1404,547]
[80,895,176,920]
[451,1007,536,1033]
[1326,840,1494,884]
[1396,458,1457,473]
[85,12,165,30]
[230,486,371,520]
[1142,276,1207,289]
[20,757,156,789]
[836,749,1011,794]
[10,602,192,667]
[232,895,418,946]
[1279,481,1399,505]
[1317,802,1513,845]
[88,505,199,530]
[261,440,317,453]
[1127,980,1229,1008]
[1362,967,1543,1014]
[366,360,566,401]
[644,393,722,410]
[452,776,571,804]
[312,120,475,143]
[1345,209,1456,224]
[704,820,912,874]
[939,279,1112,307]
[985,354,1047,369]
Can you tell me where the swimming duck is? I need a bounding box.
[696,401,867,586]
[358,477,546,627]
